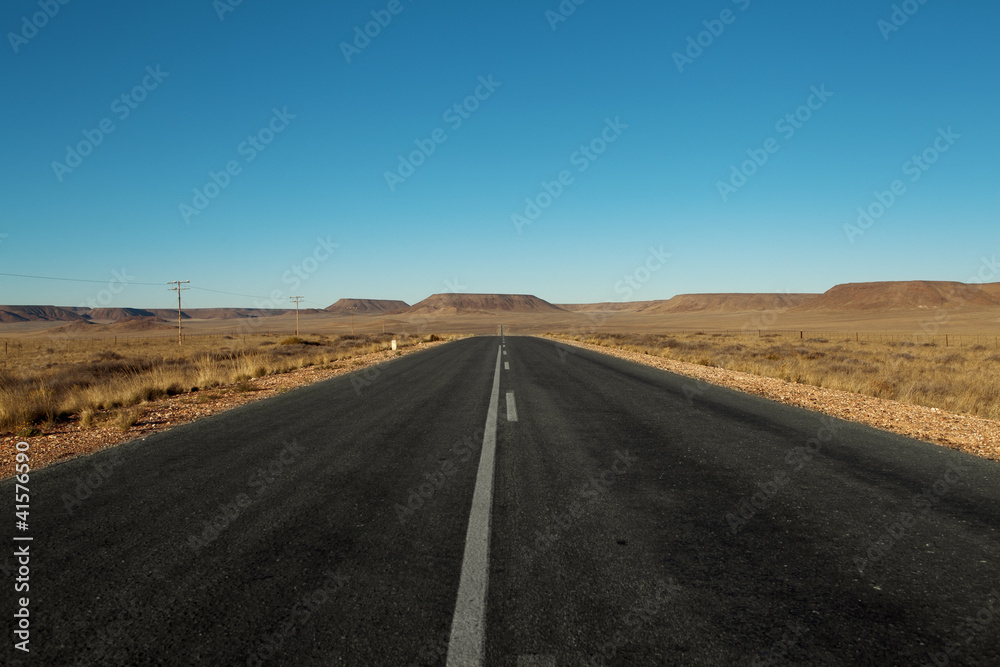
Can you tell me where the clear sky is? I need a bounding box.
[1,1,998,309]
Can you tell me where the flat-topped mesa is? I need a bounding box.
[791,281,1000,311]
[558,294,817,313]
[406,293,567,314]
[325,298,410,314]
[645,293,818,313]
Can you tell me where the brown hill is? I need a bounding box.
[642,293,819,314]
[793,281,1000,311]
[326,298,410,314]
[0,305,89,323]
[107,317,172,332]
[45,320,100,334]
[149,308,295,320]
[407,293,567,314]
[558,301,666,313]
[977,282,1000,298]
[147,309,193,320]
[87,307,158,321]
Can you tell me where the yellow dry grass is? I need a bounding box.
[551,331,1000,421]
[0,332,445,432]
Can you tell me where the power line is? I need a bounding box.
[0,271,163,286]
[1,271,274,301]
[1,270,303,305]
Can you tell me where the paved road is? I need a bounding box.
[4,335,999,665]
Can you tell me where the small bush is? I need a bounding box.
[111,408,141,433]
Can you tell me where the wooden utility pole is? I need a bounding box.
[349,305,357,335]
[167,280,190,344]
[289,295,304,336]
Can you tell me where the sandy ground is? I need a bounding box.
[2,305,999,340]
[547,337,1000,463]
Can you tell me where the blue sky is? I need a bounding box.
[1,0,997,309]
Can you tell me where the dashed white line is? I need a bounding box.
[446,345,502,666]
[506,391,518,422]
[504,362,510,370]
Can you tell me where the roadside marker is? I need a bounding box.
[446,345,502,666]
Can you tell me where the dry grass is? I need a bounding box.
[551,331,1000,421]
[0,332,430,432]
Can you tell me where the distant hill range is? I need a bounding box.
[407,293,567,314]
[3,281,1000,323]
[325,298,410,314]
[561,294,818,313]
[0,306,320,323]
[0,305,88,323]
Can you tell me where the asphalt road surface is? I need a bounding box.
[5,335,999,665]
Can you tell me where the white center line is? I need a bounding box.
[446,344,502,666]
[504,361,509,370]
[506,391,518,422]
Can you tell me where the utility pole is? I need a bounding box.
[167,280,190,345]
[289,295,303,336]
[348,305,357,335]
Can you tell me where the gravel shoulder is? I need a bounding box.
[546,336,1000,462]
